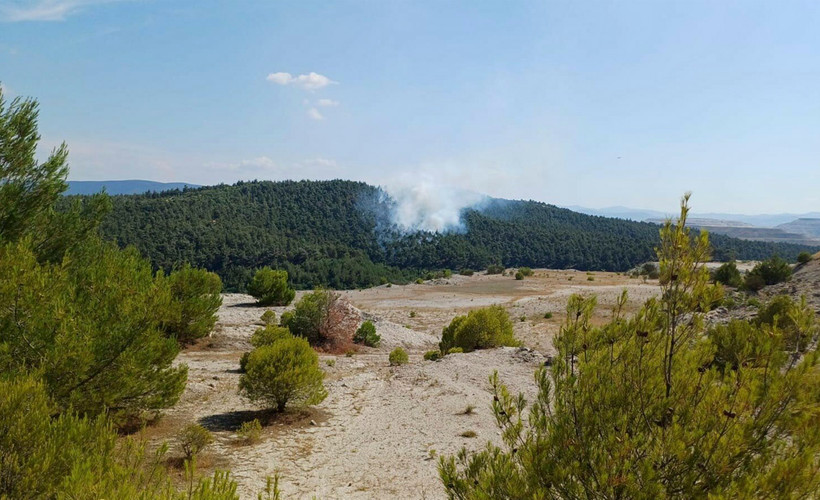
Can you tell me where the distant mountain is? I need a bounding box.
[70,179,819,291]
[777,218,820,239]
[569,205,820,228]
[66,180,199,196]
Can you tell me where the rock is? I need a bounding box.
[310,419,317,426]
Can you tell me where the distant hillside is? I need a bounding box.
[572,205,820,227]
[66,180,199,195]
[76,180,819,291]
[777,218,820,239]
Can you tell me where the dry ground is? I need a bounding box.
[150,270,659,499]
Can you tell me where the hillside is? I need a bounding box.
[66,180,199,195]
[777,218,820,239]
[762,251,820,313]
[79,180,819,291]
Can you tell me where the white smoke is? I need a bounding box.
[382,174,487,233]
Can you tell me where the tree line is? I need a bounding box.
[65,180,819,291]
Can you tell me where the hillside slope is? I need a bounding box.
[78,180,818,291]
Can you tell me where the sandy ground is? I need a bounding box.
[150,270,659,499]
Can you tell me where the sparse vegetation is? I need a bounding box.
[486,264,504,274]
[460,430,477,438]
[518,267,533,276]
[440,195,820,499]
[251,325,292,348]
[424,350,442,361]
[459,269,475,276]
[797,251,812,264]
[237,419,263,445]
[177,423,214,461]
[281,289,357,351]
[161,263,223,344]
[389,347,409,366]
[514,271,524,280]
[247,267,295,306]
[439,305,518,353]
[744,255,792,290]
[462,404,475,415]
[353,320,381,347]
[239,334,327,412]
[447,347,464,354]
[712,260,742,288]
[261,310,276,325]
[543,312,553,319]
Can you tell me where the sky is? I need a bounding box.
[2,0,819,214]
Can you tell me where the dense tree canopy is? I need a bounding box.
[73,180,818,291]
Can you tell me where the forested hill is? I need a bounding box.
[79,180,818,290]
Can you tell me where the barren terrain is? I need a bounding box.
[150,270,659,499]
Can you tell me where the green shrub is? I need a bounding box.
[515,271,524,280]
[0,239,187,426]
[239,351,250,372]
[797,251,813,264]
[443,269,453,278]
[415,278,424,284]
[247,268,295,306]
[447,347,464,354]
[544,312,553,319]
[239,335,327,412]
[389,347,409,366]
[439,305,518,353]
[424,350,442,361]
[712,260,742,288]
[161,263,223,345]
[587,276,594,281]
[520,315,526,322]
[755,295,813,352]
[743,273,766,292]
[260,310,276,325]
[410,310,417,318]
[177,423,213,461]
[353,320,381,347]
[518,267,534,277]
[280,290,332,345]
[251,325,292,348]
[460,269,475,276]
[745,256,792,289]
[486,264,505,275]
[439,197,820,499]
[237,419,262,444]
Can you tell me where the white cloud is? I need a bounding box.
[316,98,339,107]
[0,0,126,22]
[307,107,324,120]
[265,71,337,91]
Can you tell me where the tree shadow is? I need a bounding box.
[198,410,269,432]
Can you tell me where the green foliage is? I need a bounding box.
[518,266,533,276]
[486,264,504,274]
[389,347,409,366]
[251,325,293,348]
[0,376,242,499]
[586,275,594,281]
[514,271,524,280]
[281,289,332,345]
[439,195,820,499]
[755,295,814,353]
[797,251,812,264]
[0,238,187,425]
[447,347,464,354]
[239,334,327,412]
[460,269,475,276]
[543,312,553,319]
[260,310,276,325]
[162,263,223,344]
[439,305,518,353]
[353,320,380,347]
[247,267,295,306]
[239,351,250,372]
[237,419,262,444]
[745,255,792,289]
[84,180,817,292]
[424,350,442,361]
[177,423,213,461]
[712,260,742,287]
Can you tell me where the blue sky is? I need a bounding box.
[2,0,819,213]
